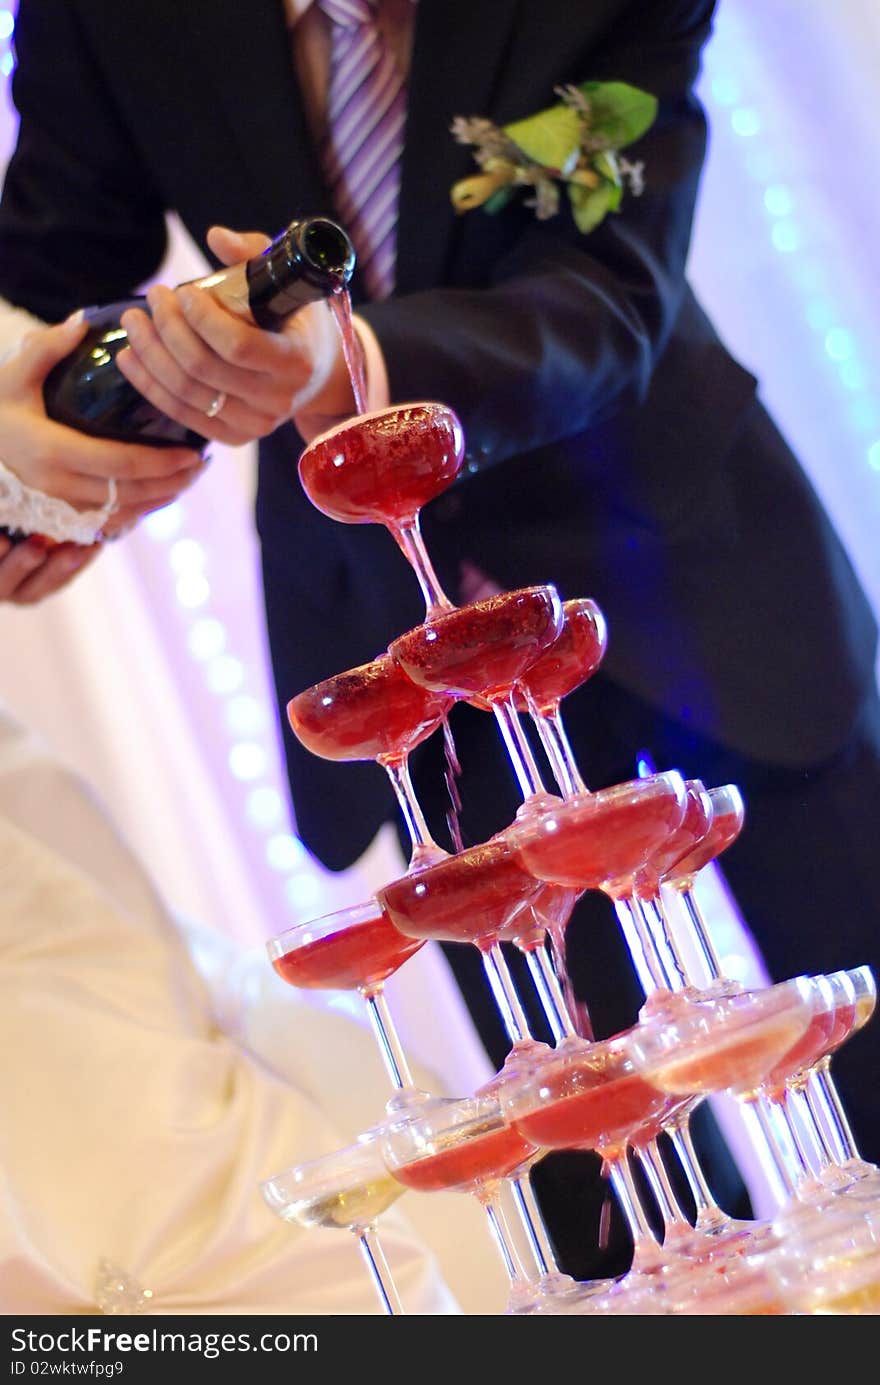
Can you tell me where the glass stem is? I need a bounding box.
[807,1061,864,1163]
[382,757,441,861]
[479,1188,532,1287]
[355,1227,405,1315]
[664,1106,731,1229]
[521,939,578,1042]
[530,707,589,797]
[491,696,549,802]
[612,897,666,998]
[635,1139,693,1243]
[363,988,414,1090]
[546,918,594,1040]
[606,1154,665,1271]
[783,1083,839,1181]
[509,1177,555,1278]
[737,1095,797,1204]
[675,884,726,985]
[479,942,534,1045]
[390,518,455,617]
[637,894,690,991]
[757,1092,818,1189]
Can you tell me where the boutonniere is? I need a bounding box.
[450,81,658,233]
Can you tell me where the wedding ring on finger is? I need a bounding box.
[205,390,228,419]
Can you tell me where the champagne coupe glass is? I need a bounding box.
[759,974,880,1309]
[756,973,843,1201]
[767,970,880,1213]
[497,1029,702,1312]
[377,1092,552,1314]
[453,595,606,1024]
[376,833,583,1067]
[506,771,689,1000]
[650,802,875,1224]
[697,974,872,1253]
[632,785,854,1237]
[507,771,768,1257]
[535,776,733,1263]
[376,836,560,1091]
[262,1132,407,1314]
[298,402,464,617]
[625,976,819,1212]
[800,966,880,1197]
[624,780,763,1248]
[504,594,607,1028]
[511,596,608,798]
[659,781,746,989]
[376,838,583,1296]
[630,778,716,993]
[286,651,455,870]
[388,584,564,809]
[267,899,428,1103]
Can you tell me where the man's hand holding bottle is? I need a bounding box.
[117,227,362,449]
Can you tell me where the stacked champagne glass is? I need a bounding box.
[263,400,880,1314]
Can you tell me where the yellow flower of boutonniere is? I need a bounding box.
[450,81,658,234]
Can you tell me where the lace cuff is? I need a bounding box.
[0,460,116,545]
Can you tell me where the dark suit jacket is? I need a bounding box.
[1,0,876,870]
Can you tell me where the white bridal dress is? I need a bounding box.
[0,706,508,1316]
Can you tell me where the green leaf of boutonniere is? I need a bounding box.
[450,79,658,234]
[576,81,658,149]
[503,103,583,174]
[568,181,618,234]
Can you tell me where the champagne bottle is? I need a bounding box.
[41,216,356,452]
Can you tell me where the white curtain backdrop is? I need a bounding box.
[0,0,878,985]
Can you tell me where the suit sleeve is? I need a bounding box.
[359,0,717,472]
[0,0,168,321]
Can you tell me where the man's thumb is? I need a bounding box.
[206,225,272,267]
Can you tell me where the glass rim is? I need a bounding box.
[266,897,385,960]
[262,1135,389,1208]
[625,975,818,1058]
[504,769,688,845]
[705,782,745,815]
[306,400,461,448]
[379,1091,507,1141]
[495,1031,635,1112]
[389,583,562,644]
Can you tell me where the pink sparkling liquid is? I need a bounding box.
[513,779,686,895]
[298,401,464,528]
[390,1125,535,1193]
[389,586,563,701]
[378,838,538,947]
[512,597,607,714]
[287,653,454,765]
[328,288,369,414]
[271,904,424,995]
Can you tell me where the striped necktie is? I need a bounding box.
[317,0,406,301]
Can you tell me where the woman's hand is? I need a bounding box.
[116,226,358,447]
[0,532,100,604]
[0,313,204,520]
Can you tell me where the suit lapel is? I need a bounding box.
[171,0,523,291]
[397,0,522,293]
[176,0,329,232]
